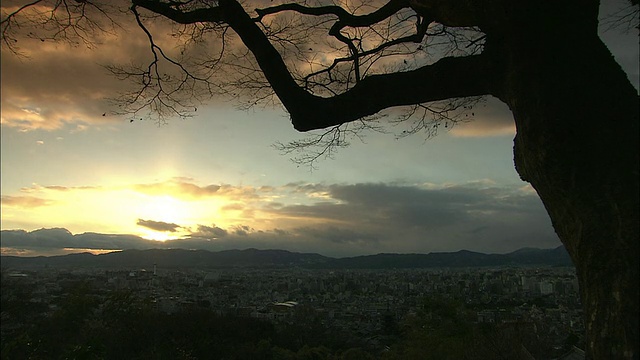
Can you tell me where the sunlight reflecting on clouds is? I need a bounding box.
[137,229,182,242]
[1,178,238,239]
[135,195,192,225]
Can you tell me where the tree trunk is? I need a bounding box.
[492,13,639,359]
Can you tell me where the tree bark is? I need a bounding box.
[489,7,639,359]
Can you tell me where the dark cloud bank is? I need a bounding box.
[1,182,561,257]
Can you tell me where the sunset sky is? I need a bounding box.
[1,0,638,257]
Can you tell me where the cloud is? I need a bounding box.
[19,180,229,200]
[293,226,379,245]
[118,181,558,256]
[1,181,562,257]
[136,219,181,233]
[0,3,186,130]
[260,182,560,254]
[175,181,560,256]
[231,225,253,236]
[43,185,99,191]
[1,195,54,208]
[130,179,267,205]
[134,180,221,199]
[1,44,123,130]
[190,224,228,239]
[1,1,255,131]
[0,228,164,256]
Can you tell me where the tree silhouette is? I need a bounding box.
[1,1,638,358]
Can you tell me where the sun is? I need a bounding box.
[128,191,232,241]
[139,229,179,242]
[139,195,190,224]
[133,195,195,240]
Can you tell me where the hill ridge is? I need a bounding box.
[0,246,572,269]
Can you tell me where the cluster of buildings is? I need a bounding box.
[2,264,584,357]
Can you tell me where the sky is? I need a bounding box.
[1,0,638,258]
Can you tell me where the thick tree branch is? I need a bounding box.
[131,0,225,23]
[303,15,430,87]
[133,0,493,132]
[290,54,493,131]
[255,0,421,84]
[254,0,411,27]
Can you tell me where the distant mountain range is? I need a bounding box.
[0,246,572,270]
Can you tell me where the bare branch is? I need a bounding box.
[1,0,122,55]
[601,2,639,33]
[1,0,45,54]
[103,4,226,123]
[392,96,484,139]
[274,115,386,169]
